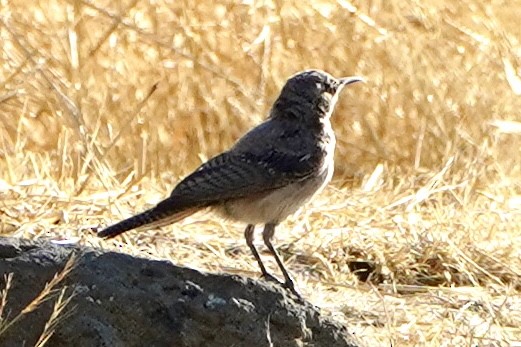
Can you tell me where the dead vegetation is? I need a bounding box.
[0,255,76,346]
[1,0,521,345]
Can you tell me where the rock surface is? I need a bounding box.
[0,237,362,347]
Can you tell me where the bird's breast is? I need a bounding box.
[217,169,332,225]
[218,148,335,225]
[317,118,336,174]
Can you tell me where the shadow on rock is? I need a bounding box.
[0,237,363,347]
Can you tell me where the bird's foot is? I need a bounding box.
[260,273,284,285]
[260,273,304,301]
[282,279,303,300]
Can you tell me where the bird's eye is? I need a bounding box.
[325,82,337,94]
[315,82,323,90]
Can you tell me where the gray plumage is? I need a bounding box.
[98,69,363,297]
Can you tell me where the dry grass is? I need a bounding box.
[0,255,76,346]
[1,0,521,346]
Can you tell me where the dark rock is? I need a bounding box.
[0,237,363,347]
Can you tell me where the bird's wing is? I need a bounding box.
[164,149,318,209]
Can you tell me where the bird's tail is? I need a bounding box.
[98,202,198,239]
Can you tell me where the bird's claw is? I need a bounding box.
[261,273,303,299]
[282,279,303,299]
[260,273,284,285]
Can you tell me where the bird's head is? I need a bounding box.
[271,69,363,122]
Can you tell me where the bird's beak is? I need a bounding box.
[339,76,365,86]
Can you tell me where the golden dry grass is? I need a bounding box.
[1,0,521,346]
[0,255,76,346]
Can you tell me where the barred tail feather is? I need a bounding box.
[98,204,198,239]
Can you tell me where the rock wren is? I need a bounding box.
[98,70,363,296]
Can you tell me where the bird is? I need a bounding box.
[98,69,364,297]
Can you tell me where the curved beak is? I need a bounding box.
[339,76,365,86]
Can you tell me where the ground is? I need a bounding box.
[1,0,521,346]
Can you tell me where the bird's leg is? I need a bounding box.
[244,224,282,284]
[262,223,301,298]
